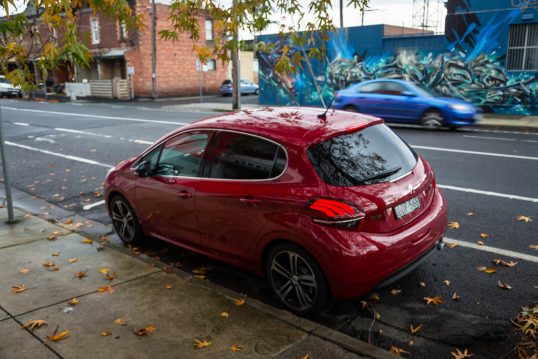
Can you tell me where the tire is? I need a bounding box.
[266,243,330,314]
[109,195,145,245]
[343,105,358,112]
[420,110,444,130]
[254,88,259,95]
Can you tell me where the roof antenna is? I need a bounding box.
[317,90,339,120]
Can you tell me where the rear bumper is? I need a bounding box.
[323,187,448,299]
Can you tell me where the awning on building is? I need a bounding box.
[96,49,130,59]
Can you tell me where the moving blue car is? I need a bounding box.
[220,79,259,96]
[333,79,482,129]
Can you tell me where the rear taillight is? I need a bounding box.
[308,198,365,229]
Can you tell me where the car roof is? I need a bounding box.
[180,107,383,147]
[359,79,410,85]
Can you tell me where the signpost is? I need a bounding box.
[0,105,15,223]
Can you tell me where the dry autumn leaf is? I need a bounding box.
[452,293,461,301]
[52,251,60,257]
[19,268,31,274]
[300,355,310,359]
[516,215,533,223]
[466,212,474,216]
[233,297,246,306]
[389,346,409,356]
[22,319,47,331]
[104,272,118,281]
[390,289,402,296]
[448,221,460,229]
[476,267,497,274]
[443,280,451,286]
[99,268,109,274]
[498,281,512,290]
[480,233,489,239]
[446,242,458,249]
[74,270,88,279]
[194,339,212,349]
[64,219,74,225]
[68,297,79,305]
[165,284,173,289]
[11,284,27,293]
[48,325,70,342]
[423,296,444,306]
[451,348,473,359]
[68,258,78,263]
[97,285,114,294]
[369,293,381,302]
[114,317,128,326]
[529,245,538,250]
[477,241,485,246]
[492,259,518,267]
[133,325,156,336]
[419,281,427,287]
[219,312,230,318]
[230,344,244,352]
[42,260,55,268]
[100,330,112,337]
[82,238,93,244]
[194,275,206,280]
[409,324,423,334]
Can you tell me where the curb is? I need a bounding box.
[0,188,394,359]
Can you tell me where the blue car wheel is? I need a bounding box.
[420,110,444,130]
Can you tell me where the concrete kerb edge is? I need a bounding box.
[2,192,392,359]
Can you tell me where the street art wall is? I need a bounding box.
[258,0,538,115]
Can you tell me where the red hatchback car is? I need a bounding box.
[105,107,447,313]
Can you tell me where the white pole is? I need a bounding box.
[0,105,15,223]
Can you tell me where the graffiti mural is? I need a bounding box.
[259,1,538,115]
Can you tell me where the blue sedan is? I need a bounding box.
[333,79,482,129]
[220,79,259,96]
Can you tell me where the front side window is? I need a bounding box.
[205,19,213,41]
[207,132,286,180]
[136,145,163,173]
[308,124,417,187]
[155,132,209,177]
[91,18,100,45]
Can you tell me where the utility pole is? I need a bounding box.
[231,0,241,109]
[339,0,344,28]
[0,106,15,223]
[151,0,157,99]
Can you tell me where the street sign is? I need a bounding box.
[127,66,135,75]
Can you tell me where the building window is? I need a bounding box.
[118,20,128,40]
[205,19,213,41]
[206,59,216,71]
[507,23,538,71]
[91,18,100,45]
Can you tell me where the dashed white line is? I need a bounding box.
[1,107,191,126]
[438,184,538,203]
[5,141,113,168]
[13,122,30,126]
[133,139,153,145]
[83,200,106,210]
[412,145,538,160]
[55,127,112,139]
[462,134,538,143]
[445,238,538,263]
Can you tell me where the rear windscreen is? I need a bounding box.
[307,124,417,186]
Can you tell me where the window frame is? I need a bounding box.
[507,23,538,71]
[205,19,214,42]
[206,59,216,71]
[90,17,100,45]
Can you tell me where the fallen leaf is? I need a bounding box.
[114,317,128,326]
[498,281,512,290]
[389,346,409,356]
[68,258,78,263]
[423,296,444,306]
[194,339,212,349]
[230,344,244,352]
[97,285,114,294]
[516,215,533,223]
[104,272,117,281]
[194,275,206,280]
[477,241,485,246]
[22,319,47,331]
[82,238,93,244]
[466,212,474,216]
[42,260,56,268]
[11,284,27,293]
[443,280,451,286]
[133,325,156,336]
[448,221,460,229]
[452,293,461,301]
[451,348,473,359]
[48,325,70,342]
[52,251,61,257]
[492,259,518,267]
[99,268,109,274]
[529,245,538,250]
[476,267,496,274]
[64,219,73,225]
[165,284,173,289]
[446,242,458,249]
[480,233,489,239]
[233,297,246,306]
[300,355,310,359]
[390,289,402,296]
[419,281,426,287]
[19,268,31,274]
[68,297,79,305]
[410,323,423,334]
[100,330,112,337]
[219,311,230,318]
[369,293,381,302]
[74,270,88,279]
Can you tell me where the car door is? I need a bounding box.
[378,82,417,122]
[355,82,388,117]
[135,130,212,246]
[195,131,287,260]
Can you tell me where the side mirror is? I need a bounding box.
[135,161,152,177]
[402,91,416,97]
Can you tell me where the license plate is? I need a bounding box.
[394,196,421,219]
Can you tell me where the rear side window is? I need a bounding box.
[307,124,417,186]
[207,132,286,180]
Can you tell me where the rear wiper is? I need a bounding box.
[357,166,402,184]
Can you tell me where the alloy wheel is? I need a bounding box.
[270,250,318,311]
[421,111,444,129]
[111,200,136,242]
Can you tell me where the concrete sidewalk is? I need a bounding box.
[0,206,393,359]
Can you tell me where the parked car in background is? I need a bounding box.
[220,79,259,96]
[0,75,22,97]
[105,107,447,313]
[333,79,481,129]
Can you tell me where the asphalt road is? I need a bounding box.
[1,98,537,358]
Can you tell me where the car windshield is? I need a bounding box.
[307,124,417,186]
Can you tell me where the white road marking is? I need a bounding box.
[445,238,538,263]
[133,139,153,145]
[1,107,191,126]
[412,145,538,160]
[464,128,538,136]
[55,127,112,139]
[462,134,538,143]
[5,141,113,168]
[438,184,538,203]
[35,137,55,144]
[13,122,30,126]
[83,200,106,211]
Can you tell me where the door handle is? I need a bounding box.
[239,197,261,205]
[178,190,192,199]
